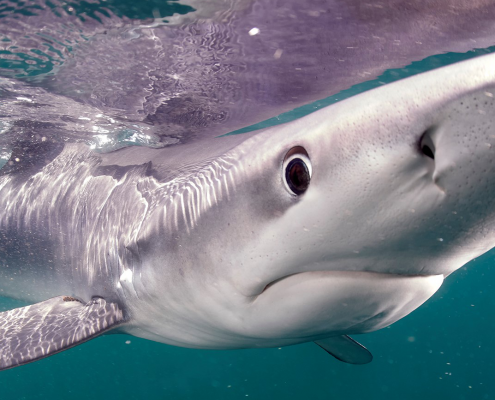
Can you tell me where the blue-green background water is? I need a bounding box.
[2,1,495,398]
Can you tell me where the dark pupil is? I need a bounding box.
[286,159,310,195]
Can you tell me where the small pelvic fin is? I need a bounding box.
[315,335,373,364]
[0,296,126,371]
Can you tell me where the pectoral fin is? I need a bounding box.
[315,335,373,364]
[0,296,125,370]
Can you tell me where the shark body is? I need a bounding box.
[1,54,495,369]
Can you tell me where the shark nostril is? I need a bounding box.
[419,130,435,160]
[421,144,435,160]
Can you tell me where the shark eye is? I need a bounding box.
[283,147,312,195]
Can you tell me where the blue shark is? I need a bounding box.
[1,54,495,369]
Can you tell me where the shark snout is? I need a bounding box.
[426,89,495,198]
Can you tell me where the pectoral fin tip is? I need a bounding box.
[315,335,373,364]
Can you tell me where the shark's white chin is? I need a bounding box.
[124,271,443,350]
[243,271,443,341]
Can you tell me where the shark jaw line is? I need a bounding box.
[245,270,444,339]
[257,270,442,298]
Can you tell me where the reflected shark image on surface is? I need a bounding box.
[2,0,495,150]
[1,53,495,369]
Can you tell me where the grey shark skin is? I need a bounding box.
[2,54,495,369]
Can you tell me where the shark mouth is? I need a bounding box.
[244,271,443,339]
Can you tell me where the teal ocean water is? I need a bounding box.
[1,1,495,399]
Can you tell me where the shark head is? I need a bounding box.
[122,54,495,350]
